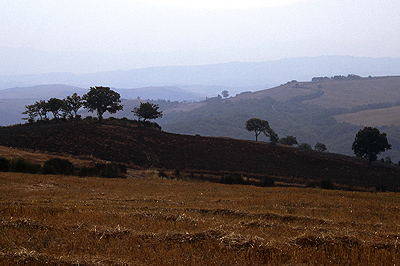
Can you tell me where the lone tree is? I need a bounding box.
[352,126,391,164]
[132,102,163,122]
[221,90,229,98]
[83,86,123,121]
[245,118,270,141]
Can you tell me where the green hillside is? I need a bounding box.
[158,76,400,162]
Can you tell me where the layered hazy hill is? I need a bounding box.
[157,76,400,162]
[1,56,400,162]
[2,55,400,91]
[230,75,400,126]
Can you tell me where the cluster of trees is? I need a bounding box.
[246,117,392,164]
[23,93,83,123]
[23,86,163,124]
[245,118,328,152]
[311,74,362,82]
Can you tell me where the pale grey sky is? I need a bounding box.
[1,0,400,74]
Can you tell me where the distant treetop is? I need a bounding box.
[311,74,362,82]
[132,102,163,122]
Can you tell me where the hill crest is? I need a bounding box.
[1,121,399,191]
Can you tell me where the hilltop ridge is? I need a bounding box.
[1,121,399,191]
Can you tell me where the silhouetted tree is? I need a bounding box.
[83,86,123,122]
[315,142,328,152]
[36,100,50,120]
[63,93,83,119]
[298,143,313,150]
[132,102,163,122]
[221,90,229,98]
[352,127,391,164]
[22,100,50,123]
[245,118,270,141]
[279,135,298,146]
[266,128,279,144]
[22,104,39,123]
[48,98,64,120]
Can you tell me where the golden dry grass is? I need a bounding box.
[334,105,400,127]
[1,171,400,265]
[232,76,400,110]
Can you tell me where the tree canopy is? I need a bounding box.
[352,126,391,164]
[83,86,123,121]
[132,102,163,122]
[279,135,298,146]
[315,142,328,152]
[245,118,270,141]
[63,93,83,119]
[48,98,64,121]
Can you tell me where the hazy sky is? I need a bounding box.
[1,0,400,74]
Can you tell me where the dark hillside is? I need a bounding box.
[1,122,400,191]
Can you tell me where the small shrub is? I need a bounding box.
[376,184,387,192]
[221,174,234,184]
[11,158,41,174]
[261,177,274,187]
[174,168,181,177]
[306,181,317,188]
[42,164,57,175]
[0,156,11,172]
[221,174,244,185]
[43,158,74,175]
[234,175,245,184]
[95,163,124,178]
[77,166,99,177]
[299,143,313,150]
[320,180,335,190]
[117,163,127,174]
[158,170,168,178]
[102,163,120,178]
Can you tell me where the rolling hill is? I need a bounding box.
[0,121,399,191]
[2,75,400,163]
[157,76,400,162]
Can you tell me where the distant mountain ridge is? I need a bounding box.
[1,56,400,94]
[0,84,203,101]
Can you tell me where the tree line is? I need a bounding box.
[22,86,163,124]
[245,118,327,152]
[246,118,392,164]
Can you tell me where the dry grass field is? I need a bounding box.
[1,171,400,265]
[232,76,400,109]
[334,105,400,127]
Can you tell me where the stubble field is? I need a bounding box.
[1,171,400,265]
